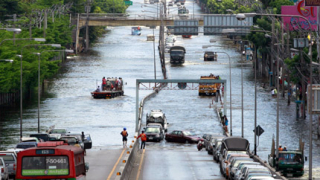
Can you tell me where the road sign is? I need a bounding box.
[124,1,133,5]
[253,125,264,137]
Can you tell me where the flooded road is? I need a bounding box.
[1,0,320,178]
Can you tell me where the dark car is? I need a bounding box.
[16,142,37,149]
[64,133,92,149]
[204,51,216,61]
[165,130,200,143]
[144,125,164,142]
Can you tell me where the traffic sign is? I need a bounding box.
[124,1,133,5]
[253,125,264,137]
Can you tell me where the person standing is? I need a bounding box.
[120,128,128,148]
[102,77,106,90]
[115,77,118,90]
[137,130,147,149]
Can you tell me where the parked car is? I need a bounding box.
[60,135,84,149]
[29,133,50,142]
[229,161,260,180]
[0,151,17,179]
[168,1,173,6]
[0,157,9,180]
[221,153,250,177]
[64,133,92,150]
[21,137,40,142]
[210,138,223,156]
[235,165,269,180]
[204,51,216,61]
[213,144,221,162]
[206,135,224,154]
[226,157,252,179]
[16,142,37,149]
[144,125,164,142]
[165,130,200,143]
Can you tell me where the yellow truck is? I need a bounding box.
[199,75,221,96]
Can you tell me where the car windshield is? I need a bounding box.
[183,131,194,136]
[171,51,183,55]
[0,155,14,161]
[145,127,160,133]
[279,153,303,164]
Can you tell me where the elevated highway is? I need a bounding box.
[78,13,204,27]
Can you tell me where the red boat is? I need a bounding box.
[91,77,124,99]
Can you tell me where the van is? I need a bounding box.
[0,151,17,179]
[29,133,50,142]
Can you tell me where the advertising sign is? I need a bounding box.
[305,0,320,6]
[281,0,318,31]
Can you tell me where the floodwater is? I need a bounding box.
[1,0,320,178]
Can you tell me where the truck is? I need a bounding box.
[198,74,221,96]
[91,77,124,99]
[169,46,186,64]
[268,138,306,177]
[146,110,168,132]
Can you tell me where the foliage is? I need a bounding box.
[269,0,293,14]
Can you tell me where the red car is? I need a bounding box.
[165,130,200,143]
[182,35,192,38]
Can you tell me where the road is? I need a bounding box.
[1,0,320,179]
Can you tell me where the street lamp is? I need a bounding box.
[0,28,22,33]
[0,59,14,63]
[19,43,61,137]
[0,38,46,46]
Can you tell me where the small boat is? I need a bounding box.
[132,27,141,35]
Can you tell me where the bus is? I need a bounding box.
[16,141,88,180]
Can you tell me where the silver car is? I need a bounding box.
[0,157,9,180]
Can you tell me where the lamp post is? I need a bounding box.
[0,59,14,63]
[19,43,61,137]
[237,13,313,177]
[0,28,22,45]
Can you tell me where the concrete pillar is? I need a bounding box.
[75,14,80,54]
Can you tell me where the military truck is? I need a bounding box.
[268,138,306,177]
[169,46,186,64]
[146,110,168,132]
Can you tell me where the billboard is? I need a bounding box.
[305,0,320,6]
[281,0,318,31]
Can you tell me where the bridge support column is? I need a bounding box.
[85,21,89,52]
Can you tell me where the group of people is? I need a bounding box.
[278,145,287,151]
[97,77,122,92]
[120,127,147,150]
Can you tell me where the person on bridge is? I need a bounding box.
[121,128,128,148]
[283,146,287,151]
[137,130,147,149]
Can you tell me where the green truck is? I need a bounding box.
[268,138,306,177]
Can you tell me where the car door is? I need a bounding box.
[167,131,177,141]
[174,131,182,142]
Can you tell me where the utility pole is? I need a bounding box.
[270,19,274,87]
[43,10,47,38]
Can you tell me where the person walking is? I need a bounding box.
[120,127,128,148]
[137,130,147,149]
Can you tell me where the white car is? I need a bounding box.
[0,157,9,180]
[176,2,181,6]
[168,2,173,6]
